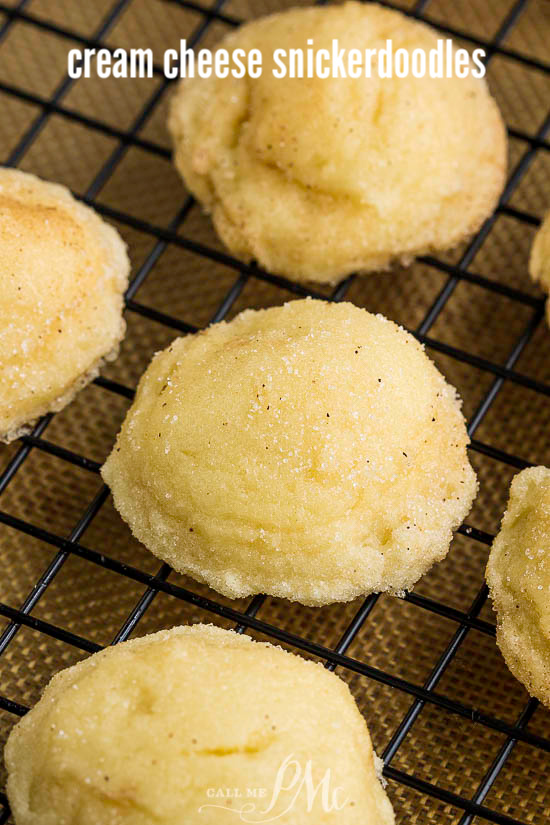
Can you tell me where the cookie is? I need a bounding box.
[529,210,550,326]
[5,624,394,825]
[486,466,550,706]
[168,2,507,284]
[0,169,130,442]
[102,299,477,605]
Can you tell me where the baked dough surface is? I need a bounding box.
[102,299,477,605]
[5,624,395,825]
[168,1,507,284]
[486,466,550,706]
[0,169,130,442]
[529,210,550,326]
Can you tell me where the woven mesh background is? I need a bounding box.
[0,0,549,823]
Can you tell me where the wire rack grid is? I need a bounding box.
[0,0,549,822]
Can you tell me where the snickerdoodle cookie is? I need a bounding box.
[486,466,550,707]
[102,299,477,605]
[168,2,506,284]
[529,210,550,326]
[5,624,394,824]
[0,168,130,442]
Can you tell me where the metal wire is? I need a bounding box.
[0,0,548,822]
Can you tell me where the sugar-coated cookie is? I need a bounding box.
[168,2,507,284]
[486,467,550,706]
[529,210,550,326]
[5,624,395,825]
[0,169,130,442]
[102,299,477,605]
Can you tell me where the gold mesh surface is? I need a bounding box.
[0,0,549,823]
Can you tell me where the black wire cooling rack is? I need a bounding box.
[0,0,549,822]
